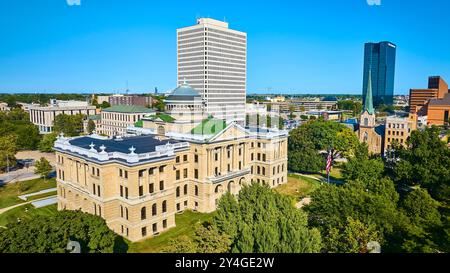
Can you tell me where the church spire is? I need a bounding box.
[364,70,375,115]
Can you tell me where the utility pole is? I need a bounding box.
[6,154,9,183]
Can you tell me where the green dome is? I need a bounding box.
[166,83,201,101]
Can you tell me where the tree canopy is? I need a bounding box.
[0,210,122,253]
[213,184,322,253]
[53,114,85,137]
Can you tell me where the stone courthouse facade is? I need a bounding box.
[54,84,288,242]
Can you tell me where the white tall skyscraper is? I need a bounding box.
[177,18,247,122]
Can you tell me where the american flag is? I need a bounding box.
[326,151,332,175]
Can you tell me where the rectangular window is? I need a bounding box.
[93,184,96,195]
[194,154,198,163]
[125,187,129,199]
[142,227,147,237]
[163,220,167,229]
[149,183,154,194]
[194,169,199,179]
[183,168,188,178]
[120,185,123,197]
[176,156,180,163]
[152,223,157,233]
[119,169,122,177]
[160,181,164,191]
[139,186,144,196]
[149,168,155,175]
[215,153,218,161]
[97,185,101,197]
[183,155,188,162]
[159,166,165,173]
[176,170,180,180]
[124,171,128,179]
[177,203,181,211]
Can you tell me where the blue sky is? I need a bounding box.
[0,0,449,95]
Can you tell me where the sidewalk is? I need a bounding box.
[0,195,57,215]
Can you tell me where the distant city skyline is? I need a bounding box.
[1,0,450,95]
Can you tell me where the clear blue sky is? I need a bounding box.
[0,0,449,95]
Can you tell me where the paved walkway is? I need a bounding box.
[295,197,312,209]
[18,188,57,201]
[0,195,57,215]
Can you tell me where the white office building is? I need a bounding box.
[177,18,247,122]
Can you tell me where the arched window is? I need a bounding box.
[120,205,123,218]
[176,186,180,197]
[162,200,167,213]
[141,207,146,220]
[152,204,157,216]
[215,185,222,194]
[184,184,188,195]
[195,185,199,196]
[228,181,234,193]
[125,208,129,220]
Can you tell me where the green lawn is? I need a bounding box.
[127,210,214,253]
[0,178,56,209]
[275,173,321,200]
[318,166,344,181]
[0,204,58,227]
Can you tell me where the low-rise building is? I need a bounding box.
[29,100,96,134]
[384,114,417,153]
[0,102,10,111]
[100,105,155,137]
[409,76,448,114]
[427,93,450,126]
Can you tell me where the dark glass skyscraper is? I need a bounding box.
[362,41,397,107]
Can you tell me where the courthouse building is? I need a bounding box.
[54,83,288,242]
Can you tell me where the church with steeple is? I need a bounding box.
[357,71,385,155]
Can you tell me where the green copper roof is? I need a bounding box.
[87,114,101,120]
[191,117,227,136]
[145,113,175,123]
[103,105,155,113]
[364,70,375,115]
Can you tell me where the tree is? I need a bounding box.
[396,188,444,253]
[38,132,58,153]
[288,120,358,173]
[53,114,85,137]
[87,119,96,134]
[288,105,296,119]
[0,210,120,253]
[342,143,385,183]
[0,134,18,172]
[213,184,322,253]
[325,217,382,253]
[288,145,325,173]
[389,127,450,202]
[34,157,52,180]
[305,178,402,252]
[100,101,111,109]
[163,223,231,253]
